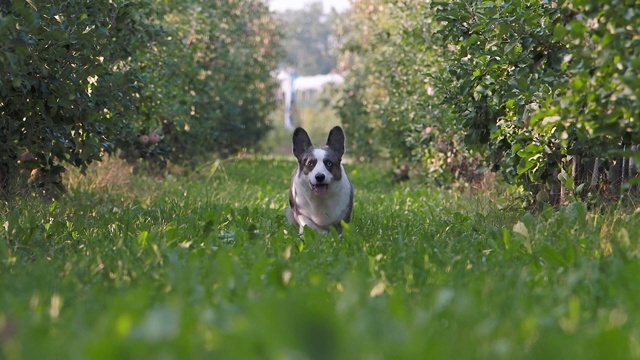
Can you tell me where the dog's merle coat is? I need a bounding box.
[286,126,353,233]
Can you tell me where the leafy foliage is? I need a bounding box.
[334,0,473,183]
[432,0,640,203]
[336,0,640,202]
[333,0,401,162]
[136,0,284,162]
[0,0,156,197]
[0,0,283,198]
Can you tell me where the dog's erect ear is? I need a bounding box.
[326,126,345,158]
[292,127,313,160]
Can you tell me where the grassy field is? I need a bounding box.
[2,155,640,359]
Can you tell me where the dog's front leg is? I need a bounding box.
[297,214,312,234]
[296,215,329,234]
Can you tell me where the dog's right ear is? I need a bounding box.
[292,127,312,160]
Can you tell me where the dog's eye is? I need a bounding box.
[325,160,333,167]
[306,159,316,167]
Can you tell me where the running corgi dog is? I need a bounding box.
[286,126,353,233]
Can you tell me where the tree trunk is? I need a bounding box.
[591,158,602,189]
[629,145,638,177]
[0,126,19,200]
[559,161,568,205]
[0,159,17,200]
[572,155,581,184]
[609,158,623,198]
[550,167,562,206]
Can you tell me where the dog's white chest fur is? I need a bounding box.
[287,127,354,233]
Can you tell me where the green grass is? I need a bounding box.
[2,157,640,359]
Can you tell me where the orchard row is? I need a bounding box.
[0,0,283,198]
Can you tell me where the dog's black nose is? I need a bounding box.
[315,173,325,182]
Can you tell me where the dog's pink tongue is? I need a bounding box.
[315,184,328,195]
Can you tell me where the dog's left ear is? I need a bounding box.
[326,126,345,159]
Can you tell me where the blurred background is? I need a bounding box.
[263,0,351,155]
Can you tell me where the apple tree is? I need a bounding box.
[0,0,159,198]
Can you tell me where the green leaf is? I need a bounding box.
[524,143,544,154]
[505,39,518,53]
[12,76,22,89]
[43,29,68,40]
[137,230,149,247]
[517,159,535,174]
[552,23,566,41]
[502,227,511,250]
[466,34,480,45]
[558,172,574,190]
[0,15,16,35]
[539,245,567,267]
[569,19,587,38]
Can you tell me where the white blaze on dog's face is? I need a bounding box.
[300,148,344,195]
[292,126,345,196]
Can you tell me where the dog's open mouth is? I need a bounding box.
[312,183,329,195]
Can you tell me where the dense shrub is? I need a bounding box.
[0,0,157,198]
[335,1,468,183]
[337,0,640,203]
[432,0,640,203]
[334,0,408,163]
[0,0,283,199]
[136,0,283,162]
